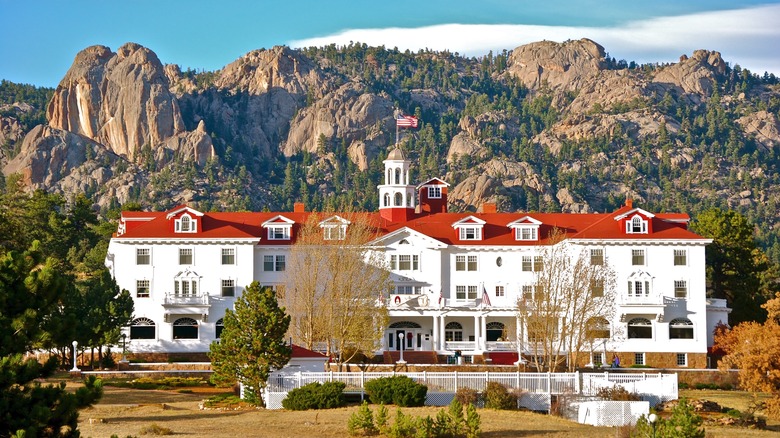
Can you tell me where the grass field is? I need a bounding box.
[71,383,780,438]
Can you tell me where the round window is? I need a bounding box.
[496,256,503,267]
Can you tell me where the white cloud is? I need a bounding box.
[289,4,780,75]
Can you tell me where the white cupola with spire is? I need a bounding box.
[378,147,416,222]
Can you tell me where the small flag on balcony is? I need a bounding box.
[396,115,419,128]
[482,285,492,307]
[438,290,443,305]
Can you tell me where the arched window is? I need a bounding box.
[407,190,413,207]
[486,322,505,342]
[627,215,647,234]
[669,318,694,339]
[173,317,198,340]
[174,269,200,296]
[586,317,611,339]
[627,318,652,339]
[394,192,403,206]
[445,322,463,342]
[394,168,401,184]
[180,215,191,232]
[387,169,392,184]
[389,321,422,328]
[215,318,224,339]
[383,193,390,207]
[130,317,156,340]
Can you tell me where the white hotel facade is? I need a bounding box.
[106,148,731,368]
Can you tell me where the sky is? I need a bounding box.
[1,0,779,88]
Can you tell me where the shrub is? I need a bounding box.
[139,423,173,435]
[597,385,641,401]
[631,399,705,438]
[348,401,378,436]
[483,382,516,410]
[455,387,480,407]
[465,403,481,438]
[282,381,346,410]
[364,376,427,407]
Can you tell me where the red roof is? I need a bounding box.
[291,345,327,358]
[114,205,706,244]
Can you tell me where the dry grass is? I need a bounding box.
[73,383,780,438]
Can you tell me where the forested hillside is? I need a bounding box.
[1,39,780,261]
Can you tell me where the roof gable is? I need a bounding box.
[417,178,450,188]
[165,205,205,219]
[507,216,543,227]
[452,216,486,227]
[262,215,295,227]
[614,208,655,221]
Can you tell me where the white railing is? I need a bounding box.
[444,341,475,351]
[486,341,516,351]
[163,293,210,306]
[262,371,677,411]
[619,294,664,305]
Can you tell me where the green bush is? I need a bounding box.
[483,382,516,410]
[347,398,481,438]
[282,381,347,410]
[364,376,427,407]
[348,401,378,436]
[631,399,705,438]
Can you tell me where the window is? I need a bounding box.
[268,226,290,240]
[669,318,694,339]
[586,317,610,339]
[136,248,150,265]
[455,255,465,271]
[216,318,224,338]
[467,285,478,300]
[628,318,653,339]
[590,249,604,266]
[454,285,477,300]
[179,248,193,265]
[394,192,403,206]
[590,279,604,298]
[631,249,645,266]
[674,280,687,298]
[516,226,538,241]
[130,318,156,340]
[323,225,346,240]
[495,285,504,297]
[634,353,645,366]
[175,214,198,233]
[136,280,150,298]
[221,279,235,297]
[522,285,534,301]
[445,322,463,342]
[467,256,477,271]
[674,249,687,266]
[533,256,544,272]
[522,256,532,272]
[628,281,650,297]
[264,255,285,271]
[459,227,481,240]
[428,186,442,199]
[173,318,198,340]
[396,285,422,295]
[486,322,505,341]
[456,286,466,300]
[626,215,648,234]
[383,193,390,207]
[676,353,687,366]
[390,255,397,270]
[398,255,419,270]
[592,352,604,366]
[221,248,235,265]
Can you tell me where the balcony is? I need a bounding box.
[486,341,517,352]
[162,293,211,316]
[444,341,476,351]
[388,293,435,309]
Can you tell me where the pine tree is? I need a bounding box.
[208,282,292,404]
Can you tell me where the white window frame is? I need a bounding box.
[221,279,235,297]
[467,255,478,271]
[631,249,645,266]
[175,214,198,233]
[674,249,687,266]
[674,280,687,298]
[136,279,150,298]
[495,285,504,297]
[522,256,532,272]
[267,226,290,240]
[634,352,646,366]
[626,215,648,234]
[676,353,688,367]
[221,248,235,265]
[455,255,465,271]
[458,226,482,240]
[323,224,346,240]
[515,226,539,241]
[179,248,193,265]
[263,255,286,272]
[590,248,604,266]
[136,248,151,265]
[428,186,442,199]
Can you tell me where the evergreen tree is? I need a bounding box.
[209,282,292,404]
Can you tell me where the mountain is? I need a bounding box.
[2,39,780,255]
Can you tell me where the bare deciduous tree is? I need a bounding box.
[517,228,617,371]
[282,213,390,369]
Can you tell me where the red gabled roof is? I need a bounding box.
[291,344,328,358]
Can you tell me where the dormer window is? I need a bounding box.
[507,216,542,241]
[626,215,648,234]
[452,216,486,241]
[319,215,350,241]
[428,187,442,199]
[175,214,198,233]
[262,215,295,241]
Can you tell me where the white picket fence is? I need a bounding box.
[261,371,677,412]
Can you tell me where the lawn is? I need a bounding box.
[72,382,780,437]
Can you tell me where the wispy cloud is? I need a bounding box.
[289,4,780,75]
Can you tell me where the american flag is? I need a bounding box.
[482,285,492,307]
[396,115,419,128]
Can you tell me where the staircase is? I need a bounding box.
[383,351,439,364]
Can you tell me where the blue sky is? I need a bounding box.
[1,0,779,88]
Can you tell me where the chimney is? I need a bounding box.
[294,202,305,213]
[626,198,633,209]
[481,202,497,214]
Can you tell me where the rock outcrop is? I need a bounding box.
[650,50,727,100]
[737,110,780,150]
[506,39,606,91]
[47,43,185,160]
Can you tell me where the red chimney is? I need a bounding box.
[481,202,497,214]
[294,202,305,213]
[626,198,633,208]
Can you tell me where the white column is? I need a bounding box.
[440,315,446,350]
[432,315,439,352]
[473,315,480,351]
[481,315,488,350]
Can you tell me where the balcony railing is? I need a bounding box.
[163,293,210,306]
[619,293,665,306]
[444,341,476,351]
[486,341,517,351]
